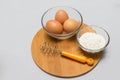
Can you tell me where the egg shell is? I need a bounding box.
[63,18,79,33]
[55,10,69,24]
[46,20,63,34]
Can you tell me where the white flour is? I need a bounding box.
[79,32,106,50]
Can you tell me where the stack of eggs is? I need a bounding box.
[46,10,79,34]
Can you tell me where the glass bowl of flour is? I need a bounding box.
[76,25,110,53]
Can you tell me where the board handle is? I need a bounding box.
[61,51,94,66]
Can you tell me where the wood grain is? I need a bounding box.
[31,23,103,77]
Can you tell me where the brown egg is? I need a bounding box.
[55,10,69,24]
[46,20,63,34]
[63,18,79,33]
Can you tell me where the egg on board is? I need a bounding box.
[46,20,63,34]
[63,18,79,33]
[55,10,69,24]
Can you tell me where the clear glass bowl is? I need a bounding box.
[41,6,83,40]
[76,25,110,53]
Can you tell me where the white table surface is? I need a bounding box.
[0,0,120,80]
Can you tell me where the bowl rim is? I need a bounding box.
[76,25,110,53]
[41,6,83,37]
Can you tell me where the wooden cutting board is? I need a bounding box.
[31,23,103,77]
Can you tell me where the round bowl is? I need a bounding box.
[41,6,83,40]
[76,25,110,53]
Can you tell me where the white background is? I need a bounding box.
[0,0,120,80]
